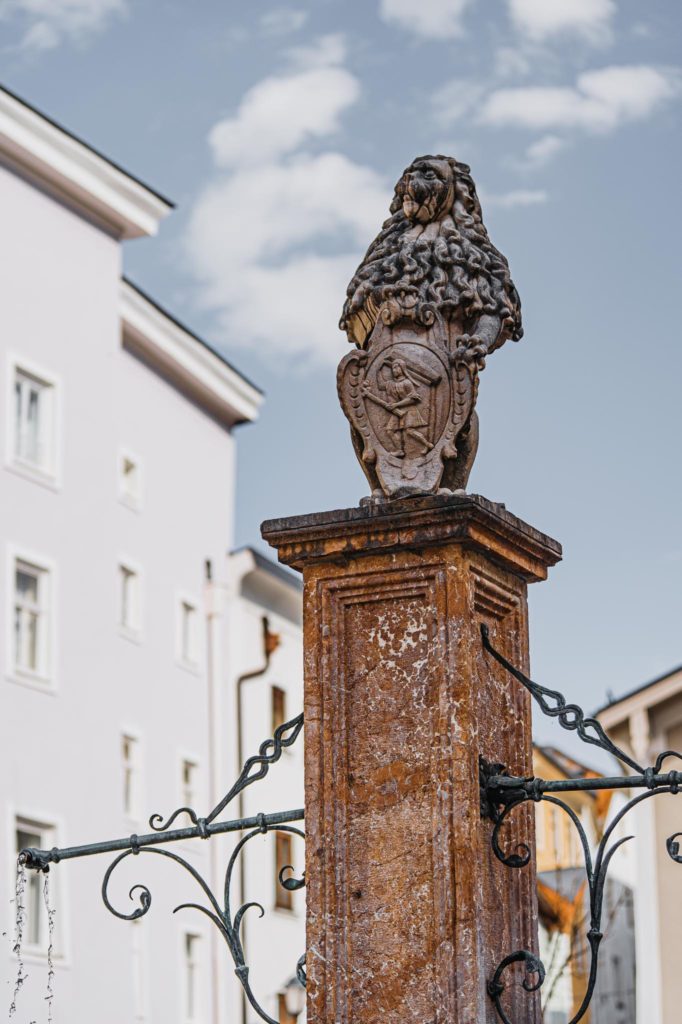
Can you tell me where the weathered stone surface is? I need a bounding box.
[263,494,561,1023]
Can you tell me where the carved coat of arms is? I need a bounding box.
[337,155,522,501]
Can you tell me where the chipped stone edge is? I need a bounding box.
[261,493,562,583]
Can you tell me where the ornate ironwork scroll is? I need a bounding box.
[19,714,306,1024]
[481,625,682,1024]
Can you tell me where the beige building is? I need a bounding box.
[598,666,682,1024]
[533,746,635,1024]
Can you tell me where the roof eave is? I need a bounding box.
[596,665,682,729]
[0,86,173,239]
[120,280,262,427]
[230,547,302,592]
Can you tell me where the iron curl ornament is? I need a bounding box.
[480,624,682,1024]
[19,713,306,1024]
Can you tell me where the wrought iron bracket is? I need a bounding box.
[480,624,682,1024]
[15,624,682,1024]
[17,713,307,1024]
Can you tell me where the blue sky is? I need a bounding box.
[3,0,681,754]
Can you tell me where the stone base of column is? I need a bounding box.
[263,494,561,1024]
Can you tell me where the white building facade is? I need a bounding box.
[0,85,308,1024]
[222,548,305,1024]
[598,668,682,1024]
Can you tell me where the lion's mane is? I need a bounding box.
[340,155,522,348]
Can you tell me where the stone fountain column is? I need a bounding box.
[263,493,560,1023]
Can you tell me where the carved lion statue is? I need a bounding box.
[340,154,522,355]
[338,155,523,495]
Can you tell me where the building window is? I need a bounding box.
[624,889,635,929]
[131,921,147,1022]
[272,685,286,735]
[16,819,55,951]
[181,759,198,809]
[178,599,199,666]
[12,365,55,475]
[122,734,141,819]
[183,932,202,1023]
[13,558,50,678]
[535,803,546,853]
[551,806,563,863]
[275,832,294,911]
[119,563,141,635]
[119,452,142,510]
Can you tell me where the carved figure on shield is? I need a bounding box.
[362,359,433,458]
[337,154,523,501]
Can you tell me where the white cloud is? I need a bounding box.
[494,46,532,79]
[259,7,308,35]
[481,188,548,209]
[1,0,126,50]
[187,37,390,369]
[431,78,485,125]
[480,65,680,133]
[379,0,473,40]
[508,0,616,45]
[287,32,347,70]
[520,133,567,168]
[208,56,360,168]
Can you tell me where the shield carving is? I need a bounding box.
[338,317,476,498]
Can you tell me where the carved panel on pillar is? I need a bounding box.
[309,566,452,1022]
[468,554,540,1022]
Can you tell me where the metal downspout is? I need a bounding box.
[236,614,280,1024]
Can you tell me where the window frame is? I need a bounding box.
[5,353,61,489]
[178,754,200,811]
[118,447,143,512]
[6,543,57,692]
[131,919,149,1022]
[176,592,200,671]
[121,730,143,823]
[274,831,295,912]
[535,802,546,854]
[179,928,205,1024]
[10,809,68,962]
[271,684,287,736]
[118,557,143,641]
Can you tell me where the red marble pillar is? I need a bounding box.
[262,494,561,1024]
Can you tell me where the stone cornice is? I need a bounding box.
[262,493,562,582]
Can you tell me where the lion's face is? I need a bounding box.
[395,157,455,225]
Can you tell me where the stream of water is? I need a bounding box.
[43,874,55,1024]
[7,860,56,1023]
[8,861,28,1019]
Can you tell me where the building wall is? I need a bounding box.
[539,922,573,1023]
[222,557,305,1024]
[533,747,637,1024]
[654,718,682,1024]
[604,702,682,1024]
[591,878,636,1024]
[1,159,237,1023]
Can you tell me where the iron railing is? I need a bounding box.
[480,624,682,1024]
[18,629,682,1023]
[19,712,306,1024]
